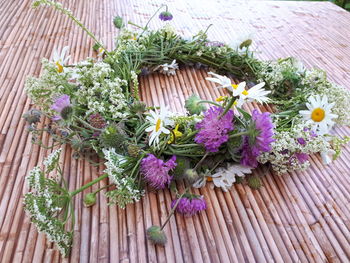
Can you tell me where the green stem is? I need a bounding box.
[128,21,145,30]
[160,188,188,230]
[197,100,221,107]
[219,96,235,119]
[92,184,114,194]
[70,173,108,196]
[194,152,209,170]
[140,4,166,36]
[34,0,110,56]
[229,131,249,138]
[74,116,103,132]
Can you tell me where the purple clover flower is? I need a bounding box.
[171,196,207,216]
[241,109,275,168]
[195,106,234,152]
[159,11,173,21]
[141,154,177,189]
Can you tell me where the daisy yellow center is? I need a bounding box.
[207,176,213,182]
[242,90,248,96]
[55,61,63,73]
[311,108,325,122]
[155,119,162,132]
[98,47,104,53]
[231,84,238,89]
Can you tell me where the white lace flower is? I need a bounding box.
[145,107,174,146]
[52,46,70,73]
[299,95,338,135]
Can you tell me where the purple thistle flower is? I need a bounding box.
[297,137,306,146]
[171,196,207,216]
[51,94,71,113]
[241,109,275,168]
[195,106,234,152]
[141,154,177,189]
[159,11,173,21]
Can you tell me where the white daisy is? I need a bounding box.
[299,95,338,135]
[154,60,179,76]
[232,81,270,107]
[206,72,232,90]
[193,164,252,192]
[145,107,174,146]
[206,73,270,107]
[52,46,70,73]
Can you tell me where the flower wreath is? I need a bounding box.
[23,0,350,256]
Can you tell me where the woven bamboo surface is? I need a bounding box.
[1,0,350,262]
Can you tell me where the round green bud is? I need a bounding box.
[60,106,73,120]
[247,176,262,189]
[184,169,200,184]
[146,226,167,246]
[84,193,97,207]
[113,16,124,29]
[184,94,206,115]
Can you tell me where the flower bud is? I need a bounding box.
[184,169,200,184]
[159,11,173,21]
[113,16,124,29]
[239,39,252,49]
[247,176,262,189]
[83,193,97,207]
[184,94,206,115]
[60,106,73,120]
[146,226,167,245]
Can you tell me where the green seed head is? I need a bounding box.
[146,226,167,245]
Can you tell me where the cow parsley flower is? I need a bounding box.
[103,148,144,208]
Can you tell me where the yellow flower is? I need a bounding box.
[215,96,227,102]
[167,124,183,144]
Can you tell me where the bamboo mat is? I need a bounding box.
[1,0,350,262]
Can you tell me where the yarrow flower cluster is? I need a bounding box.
[241,109,274,168]
[195,106,234,152]
[171,195,207,216]
[103,148,144,208]
[24,150,72,257]
[140,154,177,189]
[258,124,332,174]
